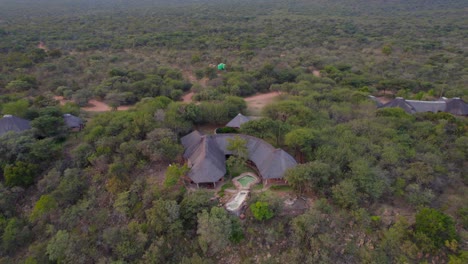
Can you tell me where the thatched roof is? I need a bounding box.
[225,113,251,128]
[181,131,297,184]
[181,130,203,159]
[379,97,468,115]
[186,136,226,184]
[63,114,83,128]
[406,100,446,113]
[445,98,468,116]
[259,149,297,179]
[0,115,31,136]
[379,97,415,114]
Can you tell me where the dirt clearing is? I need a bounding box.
[54,96,131,112]
[245,92,282,115]
[182,92,195,103]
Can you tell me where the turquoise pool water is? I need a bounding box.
[238,175,256,187]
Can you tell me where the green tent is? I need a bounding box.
[217,63,226,70]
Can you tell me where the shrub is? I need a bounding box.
[215,127,238,134]
[30,195,58,221]
[4,162,38,187]
[250,201,274,221]
[415,208,458,251]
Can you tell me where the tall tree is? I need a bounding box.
[197,207,232,256]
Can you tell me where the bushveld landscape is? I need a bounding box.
[0,0,467,263]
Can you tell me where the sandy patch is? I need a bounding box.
[54,96,131,112]
[182,92,194,103]
[82,100,130,112]
[375,96,392,104]
[244,91,282,115]
[54,96,67,106]
[183,69,208,87]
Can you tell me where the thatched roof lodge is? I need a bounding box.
[225,113,251,128]
[378,97,468,115]
[63,114,84,130]
[181,131,297,187]
[0,115,31,136]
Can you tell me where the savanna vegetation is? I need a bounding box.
[0,0,467,263]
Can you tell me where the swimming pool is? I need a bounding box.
[238,175,256,187]
[226,191,249,213]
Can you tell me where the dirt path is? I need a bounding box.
[54,96,131,112]
[245,92,282,115]
[182,92,195,103]
[180,68,209,103]
[183,70,208,87]
[82,100,131,112]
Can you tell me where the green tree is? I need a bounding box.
[332,179,359,209]
[4,161,38,187]
[2,218,30,254]
[145,199,182,236]
[31,115,67,138]
[382,44,393,56]
[180,190,217,230]
[197,207,232,256]
[138,128,183,163]
[240,118,277,140]
[164,164,189,188]
[6,80,32,92]
[1,99,29,117]
[349,159,387,202]
[377,217,418,262]
[285,128,317,162]
[30,195,58,221]
[285,161,335,194]
[52,168,85,205]
[46,230,70,263]
[250,201,274,221]
[226,135,248,160]
[415,208,458,250]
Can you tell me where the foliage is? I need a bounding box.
[164,164,189,188]
[31,114,67,139]
[180,190,217,230]
[197,207,232,256]
[285,161,335,194]
[0,0,466,262]
[215,127,238,134]
[1,99,29,117]
[46,230,70,263]
[227,135,248,159]
[1,217,30,254]
[4,161,38,187]
[30,195,58,221]
[250,201,274,221]
[415,208,458,251]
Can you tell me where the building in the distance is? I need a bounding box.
[378,97,468,116]
[63,114,84,131]
[0,115,31,136]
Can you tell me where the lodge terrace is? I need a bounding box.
[181,131,297,188]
